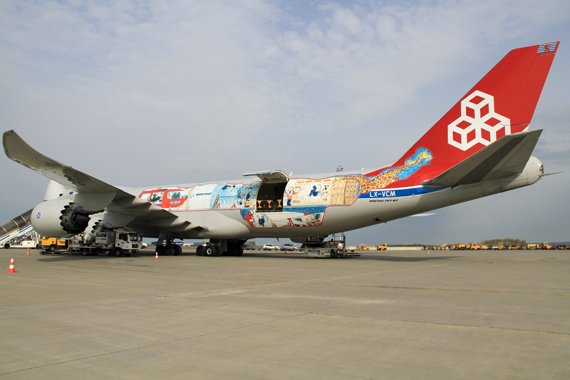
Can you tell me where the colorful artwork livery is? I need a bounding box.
[138,148,433,229]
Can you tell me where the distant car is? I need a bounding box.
[243,241,256,250]
[263,244,279,251]
[281,244,298,251]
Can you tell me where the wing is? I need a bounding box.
[420,129,542,187]
[3,130,194,232]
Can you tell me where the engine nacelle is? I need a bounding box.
[32,199,93,238]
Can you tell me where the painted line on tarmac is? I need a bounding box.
[47,262,570,297]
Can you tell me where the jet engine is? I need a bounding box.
[31,199,96,238]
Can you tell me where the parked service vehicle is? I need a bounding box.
[3,235,40,249]
[66,230,143,257]
[3,230,40,249]
[303,233,360,259]
[263,244,279,251]
[39,237,69,253]
[281,243,298,251]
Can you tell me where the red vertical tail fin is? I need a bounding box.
[390,42,559,184]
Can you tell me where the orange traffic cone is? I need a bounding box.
[7,257,16,273]
[427,250,430,255]
[155,252,159,261]
[26,248,30,256]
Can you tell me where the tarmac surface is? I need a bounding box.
[1,247,569,379]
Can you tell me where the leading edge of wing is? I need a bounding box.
[3,130,120,194]
[3,130,194,231]
[421,129,542,187]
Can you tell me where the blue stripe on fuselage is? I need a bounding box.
[359,186,446,199]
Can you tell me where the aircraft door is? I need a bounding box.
[244,170,289,212]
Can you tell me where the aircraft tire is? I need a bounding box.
[205,246,214,256]
[196,245,204,256]
[174,245,182,256]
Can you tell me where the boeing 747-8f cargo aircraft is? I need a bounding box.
[3,42,559,256]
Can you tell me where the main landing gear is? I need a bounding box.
[196,239,245,257]
[155,242,183,256]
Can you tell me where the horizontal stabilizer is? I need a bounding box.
[421,130,542,187]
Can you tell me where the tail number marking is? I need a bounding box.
[370,190,396,198]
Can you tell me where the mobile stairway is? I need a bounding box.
[0,209,38,249]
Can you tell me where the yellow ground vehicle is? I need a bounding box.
[541,242,555,250]
[455,244,467,250]
[481,245,492,250]
[468,243,481,250]
[527,243,540,250]
[377,243,387,251]
[497,243,507,250]
[39,237,69,253]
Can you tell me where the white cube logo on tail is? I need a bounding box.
[448,90,512,151]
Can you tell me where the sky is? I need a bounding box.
[1,0,569,245]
